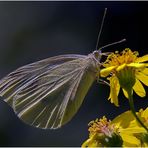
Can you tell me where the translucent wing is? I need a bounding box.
[0,54,97,129]
[0,54,86,106]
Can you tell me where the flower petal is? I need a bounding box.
[123,141,138,147]
[112,110,135,128]
[81,138,95,147]
[122,88,128,98]
[121,127,146,134]
[116,63,126,72]
[141,68,148,75]
[108,76,120,106]
[133,79,146,97]
[136,71,148,86]
[120,133,140,145]
[127,63,146,68]
[82,134,99,147]
[100,66,116,77]
[141,107,148,118]
[135,54,148,63]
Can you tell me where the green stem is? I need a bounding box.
[127,89,148,132]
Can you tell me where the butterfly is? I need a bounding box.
[0,8,125,129]
[0,49,103,129]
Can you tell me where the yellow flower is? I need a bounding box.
[128,107,148,128]
[129,107,148,146]
[82,108,148,147]
[82,116,123,147]
[112,107,148,147]
[100,48,148,106]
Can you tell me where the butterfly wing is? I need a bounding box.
[0,54,97,129]
[0,54,86,106]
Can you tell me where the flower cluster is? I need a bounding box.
[82,48,148,147]
[82,108,148,147]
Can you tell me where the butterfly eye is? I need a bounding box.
[93,50,101,60]
[93,50,98,56]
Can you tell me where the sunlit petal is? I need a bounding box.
[108,76,120,106]
[122,88,128,98]
[120,133,140,145]
[127,63,145,68]
[100,66,116,77]
[116,64,126,71]
[111,110,134,128]
[141,68,148,75]
[135,54,148,62]
[82,136,97,147]
[122,141,137,147]
[121,127,146,134]
[141,107,148,118]
[136,72,148,86]
[133,79,146,97]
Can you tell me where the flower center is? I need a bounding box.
[103,48,139,67]
[88,116,123,147]
[88,116,114,136]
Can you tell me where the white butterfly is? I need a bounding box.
[0,52,101,129]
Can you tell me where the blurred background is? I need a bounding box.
[0,1,147,146]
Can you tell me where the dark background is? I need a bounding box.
[0,1,147,146]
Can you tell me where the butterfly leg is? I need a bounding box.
[97,78,110,86]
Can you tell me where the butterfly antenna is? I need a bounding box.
[99,38,126,51]
[95,8,107,51]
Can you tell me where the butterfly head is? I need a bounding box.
[92,50,102,63]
